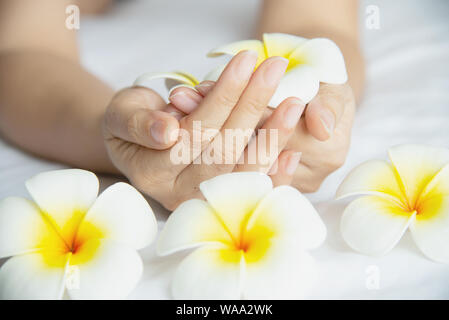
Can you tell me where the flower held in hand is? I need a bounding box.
[134,33,347,107]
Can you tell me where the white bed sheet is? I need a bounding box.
[1,0,448,299]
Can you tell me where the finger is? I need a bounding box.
[174,58,290,187]
[104,87,179,150]
[269,150,301,187]
[234,97,305,173]
[291,163,326,194]
[168,81,216,116]
[209,57,290,168]
[168,86,203,114]
[164,103,185,120]
[180,50,258,136]
[146,51,258,173]
[304,83,353,141]
[195,80,215,96]
[130,85,167,110]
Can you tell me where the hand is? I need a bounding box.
[169,81,355,194]
[286,83,355,192]
[103,52,305,210]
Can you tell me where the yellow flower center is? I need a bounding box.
[217,210,275,265]
[38,210,104,268]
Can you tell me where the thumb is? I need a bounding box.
[104,87,179,150]
[304,83,352,141]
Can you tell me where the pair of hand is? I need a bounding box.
[103,51,355,210]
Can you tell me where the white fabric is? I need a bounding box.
[1,0,449,299]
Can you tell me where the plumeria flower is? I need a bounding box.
[337,144,449,263]
[134,33,347,107]
[157,172,326,299]
[0,169,157,299]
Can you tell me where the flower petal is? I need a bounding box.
[78,183,157,250]
[341,196,415,256]
[247,186,326,250]
[207,39,266,66]
[67,239,143,300]
[409,195,449,263]
[268,65,320,107]
[25,169,99,245]
[242,239,316,299]
[171,245,243,299]
[199,172,273,240]
[134,71,199,92]
[289,38,348,84]
[0,197,57,258]
[388,144,449,206]
[420,164,449,200]
[0,252,68,300]
[262,33,307,58]
[157,199,233,256]
[336,160,405,203]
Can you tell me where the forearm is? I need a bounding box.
[258,0,365,102]
[0,50,117,173]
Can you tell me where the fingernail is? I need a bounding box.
[169,91,201,113]
[195,82,213,90]
[284,98,305,129]
[195,81,214,96]
[150,120,167,144]
[235,50,258,80]
[286,152,301,175]
[319,107,335,135]
[263,56,288,86]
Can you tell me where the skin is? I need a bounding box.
[168,0,364,193]
[104,52,304,210]
[0,0,364,209]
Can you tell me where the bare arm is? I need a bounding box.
[258,0,365,101]
[0,0,116,173]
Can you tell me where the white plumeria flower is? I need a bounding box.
[337,144,449,263]
[0,169,157,299]
[157,172,326,299]
[134,33,347,107]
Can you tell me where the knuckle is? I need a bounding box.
[215,92,239,109]
[242,96,265,118]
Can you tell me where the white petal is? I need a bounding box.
[67,239,143,300]
[242,239,316,299]
[25,169,99,244]
[0,252,68,300]
[203,63,226,82]
[420,164,449,200]
[263,33,307,58]
[336,160,406,203]
[134,71,198,92]
[157,199,232,256]
[388,144,449,206]
[171,245,242,299]
[247,186,326,250]
[341,196,415,256]
[268,65,320,107]
[199,172,273,240]
[79,183,157,250]
[409,195,449,263]
[207,39,266,66]
[289,38,348,84]
[0,197,56,258]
